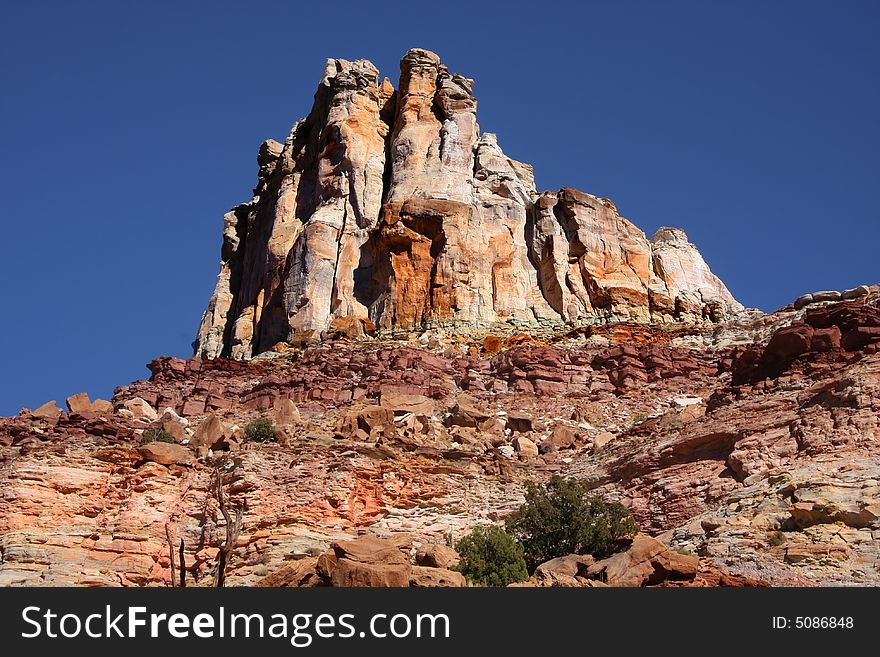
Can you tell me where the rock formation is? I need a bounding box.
[3,48,877,590]
[195,49,740,360]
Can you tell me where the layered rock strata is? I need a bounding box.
[3,289,878,586]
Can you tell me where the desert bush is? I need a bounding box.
[506,475,639,572]
[244,418,276,442]
[139,429,176,446]
[455,525,528,587]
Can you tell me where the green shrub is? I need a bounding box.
[139,429,176,446]
[506,476,639,572]
[244,418,276,442]
[455,525,528,587]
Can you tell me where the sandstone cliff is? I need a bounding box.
[194,49,741,360]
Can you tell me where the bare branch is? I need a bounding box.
[165,522,178,588]
[216,468,232,527]
[214,467,243,587]
[179,539,186,588]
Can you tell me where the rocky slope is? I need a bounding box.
[194,49,740,360]
[2,286,877,586]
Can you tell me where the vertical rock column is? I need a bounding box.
[369,49,554,331]
[195,59,393,358]
[283,59,393,339]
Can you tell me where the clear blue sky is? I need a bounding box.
[1,1,878,415]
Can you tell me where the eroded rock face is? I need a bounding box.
[194,48,740,360]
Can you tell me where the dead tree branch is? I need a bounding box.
[179,538,186,587]
[214,468,243,587]
[165,523,178,588]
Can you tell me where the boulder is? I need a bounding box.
[811,290,841,304]
[409,566,466,587]
[315,536,412,587]
[534,554,595,579]
[592,431,614,449]
[330,536,411,565]
[415,544,460,570]
[528,554,598,587]
[586,534,699,587]
[448,394,494,429]
[512,435,538,457]
[380,392,435,416]
[653,549,700,580]
[123,397,158,422]
[91,399,114,414]
[335,406,394,439]
[313,535,416,587]
[841,285,870,300]
[765,323,813,362]
[794,293,814,310]
[316,550,338,579]
[65,392,92,414]
[137,442,194,466]
[65,392,113,415]
[32,400,63,421]
[329,559,411,587]
[505,411,534,433]
[256,557,323,587]
[545,425,578,451]
[810,326,841,352]
[190,414,237,450]
[157,408,188,442]
[273,397,301,426]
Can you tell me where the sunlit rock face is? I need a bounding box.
[195,48,740,360]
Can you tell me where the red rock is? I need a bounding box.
[256,558,323,587]
[842,326,880,351]
[335,406,394,439]
[180,398,206,416]
[810,326,841,352]
[506,411,534,433]
[543,425,578,451]
[32,401,63,421]
[190,414,232,450]
[585,535,698,587]
[329,559,411,587]
[447,394,493,429]
[66,392,92,413]
[330,536,410,565]
[415,544,460,569]
[766,324,814,362]
[379,392,435,416]
[534,554,595,579]
[3,289,879,588]
[137,442,194,466]
[512,435,538,457]
[90,399,114,415]
[409,566,465,587]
